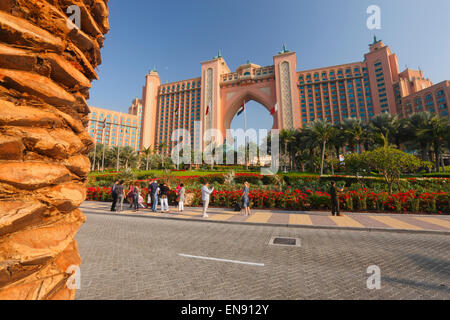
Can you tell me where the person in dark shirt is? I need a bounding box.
[159,182,170,212]
[329,181,344,216]
[110,180,119,211]
[149,179,159,212]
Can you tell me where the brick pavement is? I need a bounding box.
[75,212,450,300]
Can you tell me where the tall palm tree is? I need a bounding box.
[418,115,449,172]
[368,113,402,148]
[342,118,365,153]
[121,146,138,169]
[0,2,110,300]
[141,146,152,171]
[404,112,434,162]
[88,143,104,171]
[280,129,296,170]
[304,120,334,175]
[158,142,167,169]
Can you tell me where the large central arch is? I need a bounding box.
[198,55,301,148]
[222,82,279,135]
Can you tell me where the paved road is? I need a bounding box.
[75,210,450,300]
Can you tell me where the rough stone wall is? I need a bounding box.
[0,0,109,299]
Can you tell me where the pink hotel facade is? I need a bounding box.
[88,39,450,154]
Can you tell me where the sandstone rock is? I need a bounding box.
[63,155,90,178]
[0,162,71,190]
[0,200,47,237]
[0,0,109,300]
[0,135,24,160]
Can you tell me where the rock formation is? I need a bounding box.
[0,0,109,299]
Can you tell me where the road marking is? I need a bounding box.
[289,214,312,225]
[370,216,422,230]
[414,217,450,229]
[329,216,364,228]
[178,254,265,267]
[246,212,272,223]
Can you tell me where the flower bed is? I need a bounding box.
[86,186,449,214]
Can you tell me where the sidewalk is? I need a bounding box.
[80,201,450,235]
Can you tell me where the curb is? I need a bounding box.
[82,210,450,236]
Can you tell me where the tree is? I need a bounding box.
[417,115,449,173]
[342,118,366,153]
[121,146,139,169]
[361,147,423,193]
[304,120,334,175]
[280,129,296,170]
[404,112,434,163]
[368,113,402,148]
[0,2,110,299]
[141,146,152,171]
[157,142,167,168]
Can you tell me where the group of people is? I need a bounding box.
[109,179,252,217]
[110,179,343,216]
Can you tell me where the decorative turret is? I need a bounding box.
[279,44,290,54]
[213,50,222,59]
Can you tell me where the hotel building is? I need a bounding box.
[88,38,449,155]
[88,98,143,151]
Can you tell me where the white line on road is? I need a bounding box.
[178,253,265,267]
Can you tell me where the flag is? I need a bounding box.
[270,103,278,115]
[205,102,210,116]
[237,101,245,116]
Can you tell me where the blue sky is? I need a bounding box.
[88,0,450,132]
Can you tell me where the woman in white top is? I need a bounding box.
[201,182,214,218]
[178,183,186,212]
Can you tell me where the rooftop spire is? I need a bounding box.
[150,64,157,72]
[372,35,381,45]
[279,44,289,54]
[213,50,222,59]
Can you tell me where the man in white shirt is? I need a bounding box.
[201,182,214,218]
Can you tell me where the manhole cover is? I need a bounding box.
[269,236,301,247]
[274,238,296,245]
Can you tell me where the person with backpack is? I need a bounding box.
[110,180,119,211]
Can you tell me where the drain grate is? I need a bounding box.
[269,236,301,247]
[273,237,296,245]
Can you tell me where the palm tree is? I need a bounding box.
[418,115,449,172]
[304,120,334,175]
[404,112,434,162]
[158,142,167,169]
[342,118,365,153]
[141,146,152,171]
[121,146,138,169]
[0,2,110,299]
[368,113,402,148]
[89,143,104,171]
[280,129,296,170]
